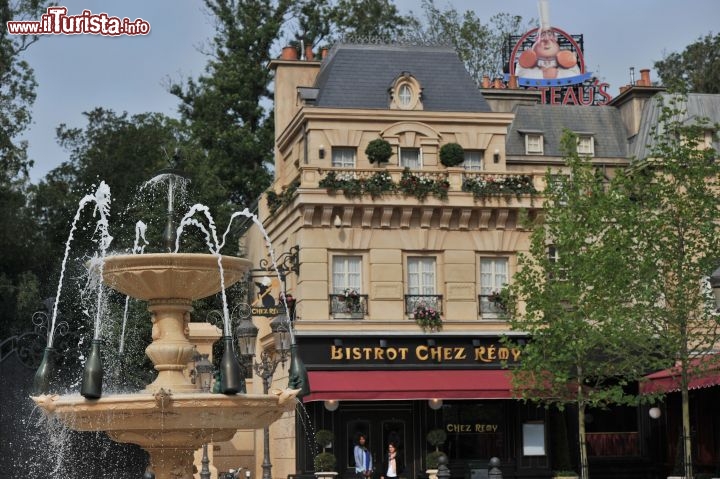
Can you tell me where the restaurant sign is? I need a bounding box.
[503,0,612,105]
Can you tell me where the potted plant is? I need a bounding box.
[425,428,447,479]
[414,304,442,332]
[314,429,337,479]
[439,142,464,167]
[341,288,362,313]
[365,138,393,164]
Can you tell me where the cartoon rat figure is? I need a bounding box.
[516,0,579,80]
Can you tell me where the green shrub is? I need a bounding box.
[365,138,393,164]
[439,143,464,167]
[425,450,445,469]
[315,429,334,448]
[426,428,447,448]
[314,452,337,471]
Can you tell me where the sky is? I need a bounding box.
[18,0,720,182]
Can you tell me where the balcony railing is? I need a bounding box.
[329,293,368,318]
[404,294,443,316]
[478,294,507,319]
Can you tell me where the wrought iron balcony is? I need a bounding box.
[404,294,443,316]
[329,293,368,318]
[478,294,507,319]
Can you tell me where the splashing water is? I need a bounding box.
[176,205,295,341]
[46,182,113,348]
[119,221,149,354]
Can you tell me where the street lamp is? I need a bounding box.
[235,313,292,479]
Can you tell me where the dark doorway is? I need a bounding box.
[337,402,416,479]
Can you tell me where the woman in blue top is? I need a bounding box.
[354,433,373,479]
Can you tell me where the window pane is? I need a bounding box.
[398,84,412,106]
[408,257,435,294]
[464,150,483,170]
[332,147,356,168]
[523,423,546,456]
[400,148,420,168]
[332,256,362,293]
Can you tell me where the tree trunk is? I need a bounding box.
[681,364,693,479]
[578,400,589,479]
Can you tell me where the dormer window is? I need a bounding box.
[525,134,544,155]
[389,72,423,110]
[398,84,413,106]
[576,134,595,156]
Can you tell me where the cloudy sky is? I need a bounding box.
[19,0,720,181]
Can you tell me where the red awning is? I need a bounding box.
[303,369,514,402]
[640,356,720,394]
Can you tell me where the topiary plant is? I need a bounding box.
[425,428,447,469]
[439,142,464,167]
[314,429,336,471]
[365,138,393,164]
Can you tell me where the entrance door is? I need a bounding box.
[337,403,416,479]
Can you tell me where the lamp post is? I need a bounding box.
[236,314,291,479]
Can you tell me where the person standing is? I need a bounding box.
[380,442,404,479]
[354,433,373,479]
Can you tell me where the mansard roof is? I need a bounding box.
[312,43,492,113]
[631,92,720,160]
[507,104,628,159]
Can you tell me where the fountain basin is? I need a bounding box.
[33,390,296,448]
[101,253,251,300]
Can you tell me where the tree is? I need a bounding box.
[0,0,53,339]
[288,0,416,49]
[170,0,293,208]
[506,131,663,479]
[617,94,720,479]
[411,0,532,83]
[654,32,720,93]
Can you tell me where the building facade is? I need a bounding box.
[237,41,660,479]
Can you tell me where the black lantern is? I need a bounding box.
[270,314,290,358]
[194,353,214,392]
[236,316,259,358]
[710,266,720,311]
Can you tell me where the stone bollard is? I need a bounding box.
[437,454,451,479]
[488,457,502,479]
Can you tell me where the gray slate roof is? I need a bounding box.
[312,43,492,112]
[507,104,628,158]
[631,93,720,160]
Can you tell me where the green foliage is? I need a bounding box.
[425,428,447,448]
[319,171,394,198]
[439,143,464,167]
[314,452,337,472]
[461,175,537,199]
[169,0,290,207]
[266,179,300,215]
[425,450,445,469]
[654,32,720,93]
[413,1,532,82]
[315,429,334,448]
[365,138,393,164]
[398,169,450,201]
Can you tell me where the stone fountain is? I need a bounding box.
[32,252,299,479]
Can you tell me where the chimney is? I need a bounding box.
[280,46,298,61]
[305,45,314,61]
[639,69,651,86]
[508,75,518,89]
[481,75,491,89]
